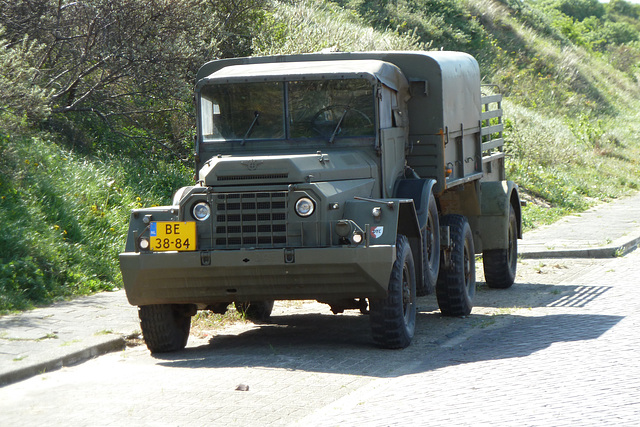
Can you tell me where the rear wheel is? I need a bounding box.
[138,304,193,353]
[418,192,440,296]
[483,205,518,289]
[436,215,475,317]
[370,234,417,349]
[234,301,274,322]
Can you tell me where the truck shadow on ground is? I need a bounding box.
[153,282,622,379]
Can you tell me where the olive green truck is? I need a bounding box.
[119,51,522,352]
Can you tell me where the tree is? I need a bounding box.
[556,0,604,21]
[0,27,51,132]
[0,0,268,157]
[607,0,639,19]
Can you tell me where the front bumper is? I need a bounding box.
[119,246,395,306]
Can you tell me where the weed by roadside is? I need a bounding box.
[190,307,250,339]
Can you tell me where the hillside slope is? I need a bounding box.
[264,0,640,224]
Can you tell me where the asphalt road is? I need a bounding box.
[1,251,638,426]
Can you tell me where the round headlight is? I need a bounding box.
[192,202,211,221]
[295,197,315,217]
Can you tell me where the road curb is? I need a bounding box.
[519,236,640,260]
[0,336,125,387]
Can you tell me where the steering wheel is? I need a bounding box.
[311,105,373,138]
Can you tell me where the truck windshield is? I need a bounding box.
[289,79,375,139]
[200,82,285,142]
[199,79,375,142]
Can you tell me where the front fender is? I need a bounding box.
[394,178,438,230]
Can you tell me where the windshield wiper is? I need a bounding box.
[329,107,349,144]
[241,111,260,145]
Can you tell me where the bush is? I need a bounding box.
[0,26,51,133]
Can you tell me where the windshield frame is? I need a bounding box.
[196,77,378,147]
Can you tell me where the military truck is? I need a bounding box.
[119,51,522,352]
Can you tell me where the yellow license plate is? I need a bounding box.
[150,221,196,251]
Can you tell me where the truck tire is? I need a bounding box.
[139,304,192,353]
[370,234,417,349]
[418,192,440,296]
[483,205,518,289]
[436,215,475,317]
[234,301,274,322]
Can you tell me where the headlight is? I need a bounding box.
[295,197,315,217]
[335,220,351,237]
[192,202,211,221]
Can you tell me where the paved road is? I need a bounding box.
[1,251,638,426]
[301,250,640,426]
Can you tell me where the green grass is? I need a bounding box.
[254,0,425,54]
[266,1,640,231]
[0,131,190,313]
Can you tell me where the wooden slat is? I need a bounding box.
[481,109,502,120]
[482,151,505,163]
[482,138,504,151]
[481,124,503,136]
[481,94,502,105]
[482,139,504,152]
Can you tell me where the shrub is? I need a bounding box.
[0,27,51,133]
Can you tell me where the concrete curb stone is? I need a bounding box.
[519,234,640,259]
[0,290,139,387]
[0,336,125,386]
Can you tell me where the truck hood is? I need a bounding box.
[199,151,376,186]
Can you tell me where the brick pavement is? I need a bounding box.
[2,193,640,387]
[0,290,139,385]
[0,252,638,425]
[297,250,640,426]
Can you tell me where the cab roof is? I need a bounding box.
[196,59,409,92]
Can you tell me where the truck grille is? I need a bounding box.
[217,173,288,182]
[213,192,288,248]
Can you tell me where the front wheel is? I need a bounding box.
[138,304,193,353]
[418,192,440,296]
[370,234,417,349]
[483,205,518,289]
[436,215,476,317]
